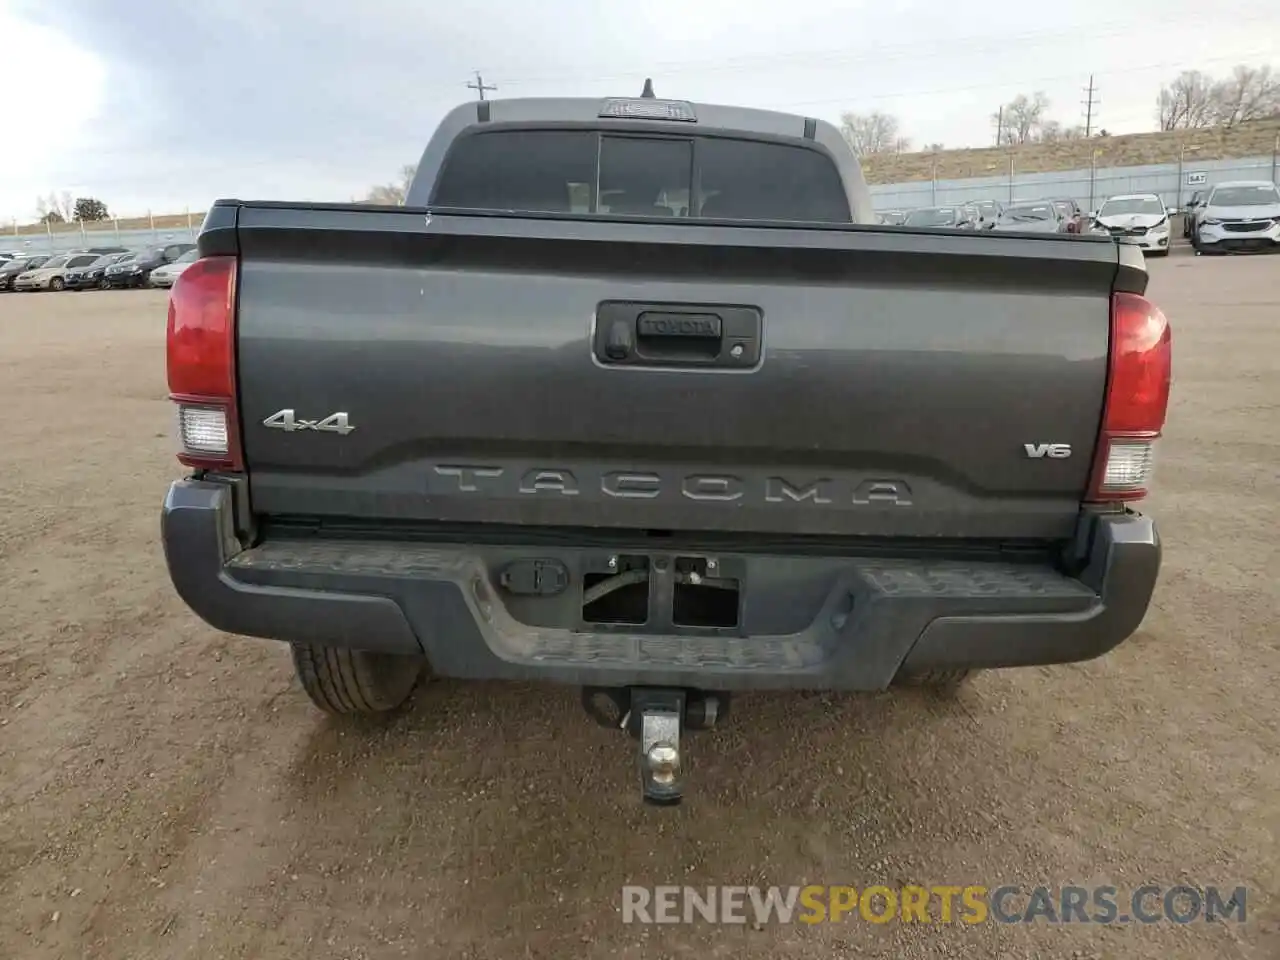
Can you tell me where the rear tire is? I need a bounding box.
[49,277,64,291]
[290,643,426,715]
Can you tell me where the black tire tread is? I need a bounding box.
[290,643,422,715]
[895,668,973,693]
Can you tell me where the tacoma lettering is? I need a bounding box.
[430,465,911,507]
[765,477,834,504]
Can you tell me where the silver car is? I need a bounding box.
[148,249,199,288]
[1192,180,1280,254]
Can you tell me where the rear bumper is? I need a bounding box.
[162,480,1161,691]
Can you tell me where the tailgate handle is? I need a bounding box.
[595,302,761,370]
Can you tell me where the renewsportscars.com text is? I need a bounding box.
[621,884,1247,925]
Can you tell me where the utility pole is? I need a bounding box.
[994,105,1004,147]
[467,71,497,101]
[1081,75,1099,138]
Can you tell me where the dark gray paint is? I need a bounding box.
[231,204,1135,540]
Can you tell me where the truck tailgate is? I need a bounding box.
[230,205,1136,540]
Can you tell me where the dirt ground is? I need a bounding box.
[1,255,1277,960]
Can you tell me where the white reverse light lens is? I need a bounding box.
[178,404,229,455]
[1102,440,1156,492]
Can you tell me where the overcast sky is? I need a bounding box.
[1,0,1277,221]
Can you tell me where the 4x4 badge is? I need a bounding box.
[262,409,355,435]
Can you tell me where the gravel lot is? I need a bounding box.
[1,255,1277,960]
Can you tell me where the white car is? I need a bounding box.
[148,249,199,288]
[1091,194,1171,256]
[1191,180,1280,255]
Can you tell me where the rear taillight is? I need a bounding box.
[1087,291,1172,503]
[166,256,242,470]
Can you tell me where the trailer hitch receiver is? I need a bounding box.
[634,688,685,804]
[581,686,728,804]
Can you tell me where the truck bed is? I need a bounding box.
[205,201,1145,542]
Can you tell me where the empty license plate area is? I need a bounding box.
[581,554,742,631]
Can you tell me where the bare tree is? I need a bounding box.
[993,92,1050,144]
[35,191,74,223]
[839,112,904,156]
[365,164,418,205]
[1036,121,1087,144]
[1156,70,1218,129]
[1210,64,1280,126]
[923,142,945,152]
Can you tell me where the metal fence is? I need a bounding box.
[1,220,200,257]
[869,154,1279,214]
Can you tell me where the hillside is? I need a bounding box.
[8,212,199,239]
[861,118,1280,184]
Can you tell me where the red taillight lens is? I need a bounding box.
[166,256,242,470]
[1087,292,1172,503]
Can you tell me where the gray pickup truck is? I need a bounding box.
[162,90,1171,802]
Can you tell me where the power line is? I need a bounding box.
[58,44,1275,181]
[12,45,1279,196]
[1082,74,1100,137]
[488,7,1279,88]
[466,71,497,101]
[756,47,1275,110]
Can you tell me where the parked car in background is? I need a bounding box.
[969,199,1004,228]
[72,245,131,255]
[902,205,977,229]
[877,209,908,225]
[1190,180,1280,255]
[1093,194,1171,256]
[147,249,199,288]
[1050,198,1086,233]
[102,242,196,288]
[0,254,50,291]
[1182,190,1206,238]
[989,202,1070,233]
[64,252,135,290]
[955,202,984,230]
[12,252,101,291]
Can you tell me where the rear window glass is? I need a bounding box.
[431,129,851,222]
